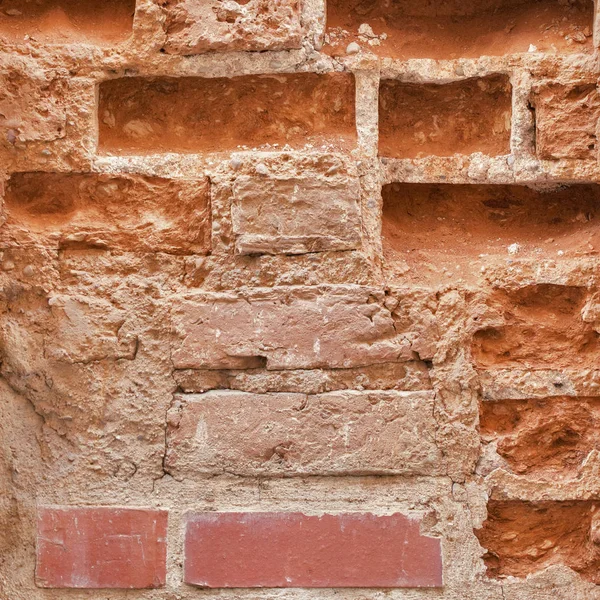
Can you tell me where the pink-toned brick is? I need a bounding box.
[170,286,413,370]
[166,390,443,477]
[184,512,443,588]
[36,507,168,589]
[159,0,303,55]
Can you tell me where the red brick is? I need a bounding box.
[184,512,443,588]
[36,507,168,589]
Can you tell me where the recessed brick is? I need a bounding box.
[480,396,600,476]
[184,512,443,588]
[476,500,600,584]
[231,174,362,255]
[325,0,593,59]
[0,0,135,45]
[36,507,168,589]
[530,83,600,160]
[379,75,512,159]
[166,390,442,477]
[98,74,356,155]
[3,172,211,254]
[382,183,600,284]
[472,285,600,370]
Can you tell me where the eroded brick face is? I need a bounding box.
[157,0,303,54]
[2,0,600,598]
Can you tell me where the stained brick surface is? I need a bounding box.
[36,508,168,589]
[166,390,443,477]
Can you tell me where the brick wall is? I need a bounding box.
[1,0,600,598]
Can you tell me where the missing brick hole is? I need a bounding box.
[479,396,600,475]
[324,0,594,59]
[98,73,357,155]
[3,172,211,255]
[471,285,600,369]
[476,500,600,584]
[382,184,600,285]
[0,0,136,44]
[379,75,512,159]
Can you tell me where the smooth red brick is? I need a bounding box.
[184,512,443,588]
[36,507,168,589]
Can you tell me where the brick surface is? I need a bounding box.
[184,512,443,588]
[231,174,362,255]
[166,390,443,477]
[36,507,168,589]
[530,82,600,160]
[4,0,600,596]
[170,287,413,370]
[159,0,303,54]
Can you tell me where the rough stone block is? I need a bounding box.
[36,507,168,589]
[158,0,303,54]
[231,174,362,255]
[166,390,442,477]
[184,512,443,588]
[170,286,413,370]
[530,83,600,160]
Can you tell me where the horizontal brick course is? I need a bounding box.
[170,287,414,370]
[166,390,443,477]
[184,512,443,588]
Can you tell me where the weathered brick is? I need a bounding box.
[2,172,211,254]
[166,390,442,477]
[36,507,168,589]
[530,83,600,160]
[46,295,137,364]
[231,174,362,255]
[184,512,443,588]
[158,0,303,54]
[0,62,67,147]
[170,286,413,370]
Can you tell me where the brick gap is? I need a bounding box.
[471,284,600,369]
[378,75,512,159]
[480,396,600,475]
[324,0,594,58]
[3,172,211,255]
[476,500,600,584]
[0,0,136,44]
[382,183,600,284]
[97,73,357,155]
